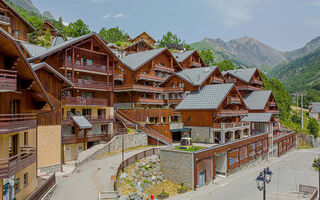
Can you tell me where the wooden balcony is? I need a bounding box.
[251,79,264,86]
[212,121,250,130]
[225,77,236,84]
[228,97,241,105]
[62,97,108,107]
[0,114,37,134]
[154,64,174,73]
[0,148,36,179]
[236,85,264,91]
[0,69,17,92]
[136,98,166,105]
[167,99,182,104]
[114,74,124,81]
[164,87,184,93]
[192,61,202,67]
[71,78,112,91]
[217,109,248,117]
[266,110,280,114]
[64,61,112,75]
[136,74,165,82]
[0,15,10,25]
[114,84,165,93]
[62,133,112,144]
[212,76,224,84]
[62,115,114,124]
[269,102,277,107]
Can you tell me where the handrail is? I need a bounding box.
[0,15,10,23]
[67,61,111,74]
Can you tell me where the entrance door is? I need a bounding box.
[199,170,205,188]
[9,135,18,157]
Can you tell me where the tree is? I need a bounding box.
[53,17,66,37]
[99,27,129,43]
[218,60,235,71]
[308,118,319,137]
[65,19,90,37]
[158,31,191,50]
[198,49,216,66]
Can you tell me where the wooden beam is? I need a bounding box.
[73,47,107,56]
[21,80,35,90]
[8,57,21,69]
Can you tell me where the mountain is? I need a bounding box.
[43,11,54,20]
[268,46,320,99]
[7,0,39,13]
[284,36,320,61]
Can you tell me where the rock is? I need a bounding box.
[151,175,157,181]
[145,164,150,168]
[148,177,152,182]
[135,168,141,173]
[129,192,142,200]
[132,173,137,178]
[143,171,149,177]
[136,162,143,168]
[119,196,130,200]
[153,166,161,172]
[158,176,164,181]
[120,173,128,179]
[137,185,144,192]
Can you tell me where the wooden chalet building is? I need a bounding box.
[161,66,225,107]
[114,47,182,109]
[28,33,122,162]
[173,50,205,69]
[0,0,35,41]
[130,32,156,45]
[0,28,53,200]
[123,39,154,54]
[42,20,61,37]
[309,102,320,120]
[223,68,264,97]
[31,62,73,173]
[175,84,250,144]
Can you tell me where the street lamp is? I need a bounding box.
[256,167,273,200]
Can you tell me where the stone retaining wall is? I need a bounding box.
[76,133,148,167]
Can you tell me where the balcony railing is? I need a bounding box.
[192,61,202,67]
[0,15,10,24]
[0,114,37,134]
[71,78,112,91]
[0,148,36,179]
[136,74,165,82]
[164,87,184,93]
[269,102,277,107]
[0,69,17,92]
[167,99,182,104]
[236,85,264,91]
[114,84,165,93]
[154,64,174,73]
[212,76,224,84]
[251,79,264,86]
[62,96,108,107]
[229,97,241,105]
[212,121,250,130]
[66,61,112,74]
[170,122,184,130]
[225,77,236,83]
[62,115,114,124]
[136,98,166,105]
[217,109,248,117]
[114,74,124,81]
[266,110,280,114]
[62,133,113,144]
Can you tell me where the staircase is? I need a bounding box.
[115,110,172,145]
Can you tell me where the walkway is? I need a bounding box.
[170,149,319,200]
[50,147,157,200]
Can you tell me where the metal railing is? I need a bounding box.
[0,114,37,134]
[0,69,17,91]
[26,174,56,200]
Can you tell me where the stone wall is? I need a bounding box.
[186,126,211,143]
[160,148,194,188]
[76,133,148,167]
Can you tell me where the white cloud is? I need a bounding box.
[113,13,126,18]
[62,21,69,26]
[201,0,266,28]
[103,13,111,19]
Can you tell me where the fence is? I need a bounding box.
[114,148,160,191]
[26,174,56,200]
[299,184,318,200]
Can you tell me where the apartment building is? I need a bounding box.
[130,32,156,45]
[173,50,205,69]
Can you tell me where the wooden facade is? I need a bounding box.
[124,40,154,54]
[130,32,156,45]
[42,20,60,37]
[177,50,205,69]
[0,0,35,42]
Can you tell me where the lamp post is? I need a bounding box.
[256,167,273,200]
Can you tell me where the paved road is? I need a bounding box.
[50,147,155,200]
[171,149,320,200]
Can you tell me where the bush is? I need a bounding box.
[292,115,301,124]
[307,118,319,137]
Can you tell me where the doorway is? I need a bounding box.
[215,152,227,176]
[198,170,206,188]
[172,131,182,142]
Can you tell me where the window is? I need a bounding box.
[87,59,93,66]
[24,132,28,146]
[188,117,191,122]
[101,125,108,133]
[24,173,28,187]
[71,126,75,135]
[13,30,19,38]
[71,108,76,114]
[172,83,175,88]
[14,178,20,193]
[67,72,72,79]
[82,109,92,116]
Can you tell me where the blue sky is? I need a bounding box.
[33,0,320,51]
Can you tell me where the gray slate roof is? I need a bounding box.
[120,48,167,71]
[71,116,92,129]
[175,84,234,110]
[244,91,272,110]
[175,66,217,86]
[223,68,257,83]
[51,36,65,47]
[242,113,273,122]
[173,50,196,63]
[20,42,48,57]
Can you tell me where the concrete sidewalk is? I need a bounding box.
[50,147,158,200]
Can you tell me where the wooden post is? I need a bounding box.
[64,50,67,77]
[91,38,93,51]
[171,58,173,69]
[75,128,79,144]
[84,129,88,150]
[72,48,75,82]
